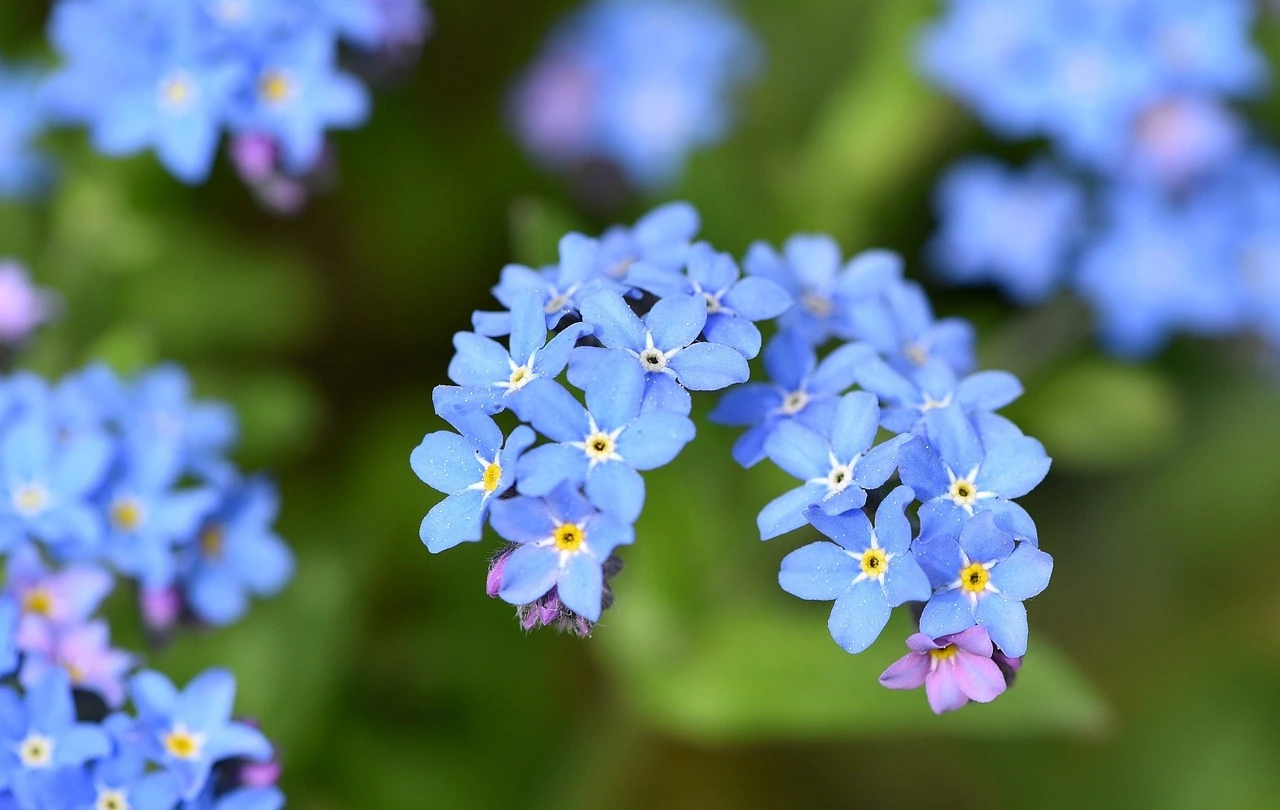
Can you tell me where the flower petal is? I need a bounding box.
[826,579,892,654]
[497,545,560,605]
[778,542,859,601]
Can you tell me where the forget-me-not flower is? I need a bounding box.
[878,626,1011,714]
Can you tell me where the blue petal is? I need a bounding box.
[983,499,1040,546]
[488,496,555,544]
[533,322,593,379]
[229,533,293,596]
[958,512,1015,564]
[702,313,762,359]
[515,444,588,497]
[723,276,794,321]
[130,671,178,719]
[919,589,976,640]
[685,242,736,291]
[817,485,867,516]
[497,545,560,605]
[626,263,691,299]
[645,294,707,351]
[785,234,841,290]
[922,405,984,473]
[54,724,111,767]
[810,341,876,395]
[836,249,902,299]
[585,513,634,558]
[177,668,236,730]
[508,290,549,365]
[976,596,1029,657]
[850,352,918,404]
[883,556,933,606]
[990,544,1053,600]
[762,332,814,391]
[641,372,692,415]
[912,531,964,590]
[730,422,773,469]
[565,345,610,390]
[668,343,749,390]
[557,554,604,622]
[853,434,910,490]
[447,332,510,387]
[757,483,826,540]
[827,579,892,654]
[410,432,481,494]
[189,568,248,626]
[585,462,645,524]
[584,353,645,432]
[804,506,872,551]
[28,668,74,729]
[708,385,778,427]
[520,381,589,443]
[897,438,949,501]
[616,411,695,470]
[578,290,645,351]
[831,391,881,459]
[976,436,1051,499]
[205,721,272,762]
[873,485,916,553]
[779,542,859,601]
[957,371,1023,412]
[763,421,829,481]
[420,489,486,553]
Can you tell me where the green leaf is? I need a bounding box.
[508,196,588,268]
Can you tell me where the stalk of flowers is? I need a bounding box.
[413,202,1054,714]
[919,0,1280,359]
[0,362,295,807]
[29,0,429,208]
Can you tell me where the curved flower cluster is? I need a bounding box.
[38,0,430,187]
[509,0,761,189]
[0,363,292,807]
[0,61,52,201]
[414,203,1053,712]
[922,0,1280,358]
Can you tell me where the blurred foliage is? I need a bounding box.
[5,1,1280,808]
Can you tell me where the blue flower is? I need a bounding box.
[851,355,1023,435]
[708,332,868,468]
[597,201,702,279]
[183,784,286,810]
[411,412,535,553]
[0,670,112,805]
[627,241,793,359]
[914,511,1053,657]
[476,232,619,337]
[930,159,1083,304]
[898,406,1050,545]
[0,415,112,555]
[124,365,238,484]
[569,288,749,414]
[0,62,53,199]
[847,279,977,377]
[488,485,634,622]
[130,668,272,800]
[744,237,901,346]
[76,731,182,810]
[757,392,909,540]
[446,290,592,420]
[181,478,294,626]
[779,487,932,654]
[516,354,695,523]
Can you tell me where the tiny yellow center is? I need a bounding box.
[160,77,193,109]
[584,432,615,462]
[482,462,502,493]
[110,499,144,533]
[960,562,990,594]
[553,522,585,553]
[22,588,54,617]
[13,484,49,516]
[18,734,53,768]
[949,479,977,506]
[259,70,293,104]
[929,645,960,662]
[800,291,833,318]
[860,548,888,578]
[163,727,204,760]
[904,342,929,367]
[508,366,533,390]
[544,293,571,314]
[64,661,87,684]
[97,790,130,810]
[200,525,225,559]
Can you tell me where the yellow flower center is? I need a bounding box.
[930,645,960,662]
[110,498,144,533]
[259,70,294,105]
[13,484,49,516]
[860,548,888,578]
[960,562,990,594]
[18,734,53,768]
[508,365,533,390]
[584,432,615,462]
[64,661,88,684]
[482,462,502,493]
[904,342,929,367]
[949,479,977,506]
[163,727,204,760]
[22,587,54,617]
[97,789,131,810]
[800,291,833,317]
[553,523,585,553]
[159,75,194,110]
[200,524,225,559]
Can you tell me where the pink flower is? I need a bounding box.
[0,260,53,343]
[878,626,1016,714]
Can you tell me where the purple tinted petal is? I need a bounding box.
[952,653,1008,703]
[878,651,930,690]
[925,665,970,714]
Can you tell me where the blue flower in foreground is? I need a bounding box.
[0,62,53,199]
[411,412,534,552]
[914,511,1053,657]
[744,236,900,346]
[757,392,908,540]
[447,290,592,419]
[848,279,977,377]
[852,355,1023,435]
[0,416,112,554]
[930,159,1083,305]
[516,355,695,523]
[489,485,634,621]
[899,406,1050,545]
[76,733,181,810]
[476,233,617,337]
[570,288,749,414]
[130,668,272,800]
[779,486,932,653]
[709,332,867,468]
[628,241,793,358]
[0,670,111,804]
[182,478,294,626]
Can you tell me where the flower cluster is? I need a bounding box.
[921,0,1280,358]
[37,0,430,188]
[0,362,293,806]
[509,0,761,189]
[414,203,1053,712]
[0,61,52,201]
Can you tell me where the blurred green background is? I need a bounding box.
[5,1,1280,807]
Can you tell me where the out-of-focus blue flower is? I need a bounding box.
[757,392,909,540]
[124,365,238,484]
[489,484,634,622]
[847,279,977,377]
[570,288,749,414]
[411,413,534,553]
[0,62,53,200]
[1075,186,1245,357]
[6,547,112,630]
[744,237,900,346]
[130,668,272,800]
[75,730,182,810]
[930,160,1084,304]
[627,241,793,359]
[709,332,867,468]
[181,478,294,627]
[899,407,1050,545]
[509,0,761,187]
[183,784,286,810]
[516,355,695,523]
[851,355,1023,435]
[18,619,134,708]
[597,201,701,279]
[779,487,932,653]
[0,670,112,805]
[914,512,1053,657]
[878,626,1011,714]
